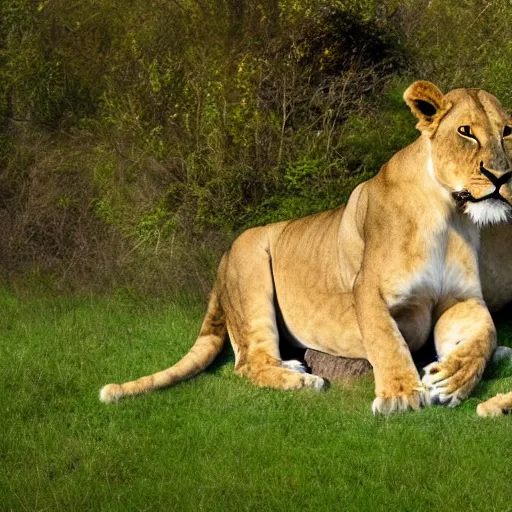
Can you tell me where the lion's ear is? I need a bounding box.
[403,81,452,135]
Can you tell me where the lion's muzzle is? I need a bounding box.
[451,162,512,210]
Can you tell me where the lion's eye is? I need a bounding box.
[457,125,473,137]
[503,125,512,137]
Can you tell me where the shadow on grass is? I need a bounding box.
[492,302,512,339]
[203,334,309,376]
[204,339,235,375]
[193,302,512,391]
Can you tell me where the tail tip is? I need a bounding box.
[99,383,123,404]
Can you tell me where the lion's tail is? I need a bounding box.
[99,282,226,404]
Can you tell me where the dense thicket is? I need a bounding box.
[1,0,512,294]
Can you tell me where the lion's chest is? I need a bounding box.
[388,227,481,310]
[388,235,480,350]
[408,257,475,304]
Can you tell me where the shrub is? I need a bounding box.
[2,0,511,294]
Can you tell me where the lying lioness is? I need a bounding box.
[100,81,512,414]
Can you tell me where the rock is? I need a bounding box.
[304,349,373,383]
[492,345,512,364]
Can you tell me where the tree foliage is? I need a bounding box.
[1,0,512,293]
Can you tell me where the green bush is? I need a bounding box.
[1,0,512,294]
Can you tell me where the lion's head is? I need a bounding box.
[404,81,512,226]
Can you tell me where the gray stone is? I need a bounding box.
[305,349,373,383]
[493,345,512,364]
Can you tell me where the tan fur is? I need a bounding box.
[479,224,512,311]
[477,392,512,417]
[100,82,512,414]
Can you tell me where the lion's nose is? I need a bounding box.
[480,161,512,185]
[486,152,512,173]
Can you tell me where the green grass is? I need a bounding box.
[1,288,512,511]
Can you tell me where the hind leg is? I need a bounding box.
[234,347,326,391]
[221,228,326,391]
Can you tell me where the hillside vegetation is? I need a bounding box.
[1,0,512,294]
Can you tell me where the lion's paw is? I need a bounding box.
[476,392,512,417]
[422,357,485,408]
[280,360,326,391]
[422,361,461,407]
[372,388,430,415]
[301,373,327,391]
[281,359,307,373]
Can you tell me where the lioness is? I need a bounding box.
[100,81,512,414]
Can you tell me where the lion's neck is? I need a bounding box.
[387,136,445,187]
[381,136,454,216]
[377,136,483,249]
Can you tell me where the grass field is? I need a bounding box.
[1,287,512,512]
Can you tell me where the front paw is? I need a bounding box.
[476,392,512,417]
[422,356,486,407]
[372,387,430,415]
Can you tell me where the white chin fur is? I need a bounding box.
[465,199,511,226]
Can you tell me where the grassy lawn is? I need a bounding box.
[1,287,512,511]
